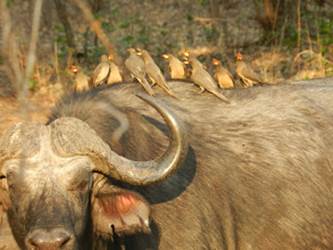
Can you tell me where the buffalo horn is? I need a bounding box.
[50,93,188,186]
[98,93,188,185]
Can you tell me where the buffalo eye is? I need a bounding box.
[5,172,16,190]
[68,179,90,193]
[0,174,8,191]
[66,164,91,193]
[76,180,89,192]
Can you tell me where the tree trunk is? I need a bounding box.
[54,0,76,50]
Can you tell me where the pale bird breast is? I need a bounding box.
[74,72,89,90]
[108,65,123,84]
[170,61,185,79]
[236,61,246,75]
[94,64,110,83]
[217,72,234,88]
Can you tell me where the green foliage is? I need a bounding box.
[110,6,120,16]
[101,21,114,32]
[159,27,168,37]
[198,0,209,6]
[283,26,298,48]
[203,26,219,42]
[54,24,67,59]
[119,28,151,49]
[137,26,150,46]
[94,46,107,58]
[119,19,131,29]
[93,12,102,20]
[186,13,193,22]
[121,35,135,48]
[6,0,13,7]
[319,18,333,47]
[28,79,37,91]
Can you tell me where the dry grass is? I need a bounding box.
[0,95,51,137]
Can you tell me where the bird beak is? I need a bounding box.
[162,54,169,59]
[236,52,242,61]
[211,58,219,65]
[135,48,143,55]
[70,65,78,73]
[183,51,190,57]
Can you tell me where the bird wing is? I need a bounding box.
[107,63,123,84]
[192,68,218,90]
[146,63,167,85]
[92,62,110,85]
[125,56,154,95]
[210,89,230,103]
[145,62,177,97]
[135,76,154,95]
[222,67,234,80]
[238,62,263,82]
[219,67,234,88]
[145,62,162,78]
[170,59,186,79]
[125,55,146,77]
[192,68,229,102]
[75,73,90,91]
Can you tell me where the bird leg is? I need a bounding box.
[137,78,155,96]
[198,86,205,94]
[242,78,253,88]
[148,75,157,86]
[129,74,135,82]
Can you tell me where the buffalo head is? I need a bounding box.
[0,94,188,250]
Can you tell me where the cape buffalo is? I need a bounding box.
[0,79,333,250]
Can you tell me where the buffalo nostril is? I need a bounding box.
[26,228,72,249]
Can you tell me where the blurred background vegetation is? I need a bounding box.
[0,0,333,98]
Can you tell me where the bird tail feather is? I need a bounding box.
[138,78,154,96]
[211,90,230,103]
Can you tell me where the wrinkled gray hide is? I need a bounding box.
[2,78,333,250]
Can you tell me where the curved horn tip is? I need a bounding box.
[97,92,189,186]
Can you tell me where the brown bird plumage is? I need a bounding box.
[235,52,265,87]
[162,54,186,80]
[124,48,154,96]
[91,55,111,87]
[70,65,90,92]
[212,58,234,89]
[107,56,123,85]
[139,49,177,98]
[188,55,230,103]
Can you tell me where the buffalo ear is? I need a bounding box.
[92,188,151,238]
